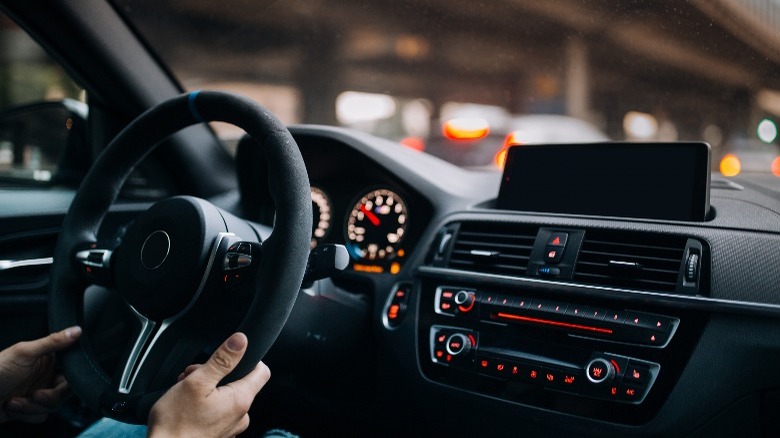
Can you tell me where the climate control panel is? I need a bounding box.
[429,325,660,404]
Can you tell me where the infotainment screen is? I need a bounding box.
[496,142,711,221]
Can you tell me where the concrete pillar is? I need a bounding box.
[296,34,339,125]
[565,37,590,121]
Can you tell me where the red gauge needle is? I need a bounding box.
[360,205,381,226]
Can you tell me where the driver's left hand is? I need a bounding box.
[0,326,82,423]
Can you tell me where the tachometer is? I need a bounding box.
[346,189,408,261]
[311,186,332,249]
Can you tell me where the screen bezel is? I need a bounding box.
[496,142,711,222]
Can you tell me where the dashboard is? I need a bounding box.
[235,130,433,276]
[244,125,780,437]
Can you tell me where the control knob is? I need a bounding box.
[445,333,472,357]
[586,358,615,384]
[454,290,475,312]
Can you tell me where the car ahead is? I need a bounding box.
[0,1,780,438]
[424,114,610,168]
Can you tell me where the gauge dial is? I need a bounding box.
[346,189,408,261]
[311,186,332,249]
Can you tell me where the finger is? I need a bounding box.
[223,361,271,410]
[231,412,251,436]
[15,326,82,358]
[177,364,202,382]
[192,333,247,386]
[30,377,71,410]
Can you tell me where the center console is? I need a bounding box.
[412,220,709,424]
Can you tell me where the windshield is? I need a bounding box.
[114,0,780,175]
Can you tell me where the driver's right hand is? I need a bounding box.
[147,332,271,438]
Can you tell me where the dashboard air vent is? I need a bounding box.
[447,222,537,277]
[574,230,686,292]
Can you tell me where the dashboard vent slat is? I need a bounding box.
[447,222,537,277]
[574,230,686,292]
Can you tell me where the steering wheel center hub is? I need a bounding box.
[140,230,170,270]
[114,196,224,321]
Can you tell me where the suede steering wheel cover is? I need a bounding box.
[49,91,311,420]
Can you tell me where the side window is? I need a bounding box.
[0,13,86,187]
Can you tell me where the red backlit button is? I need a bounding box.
[482,293,498,305]
[625,311,645,327]
[605,310,626,324]
[492,361,509,380]
[542,368,563,387]
[387,304,400,320]
[585,307,607,321]
[549,302,568,314]
[526,366,542,383]
[586,358,615,384]
[620,384,644,402]
[477,357,491,373]
[516,297,531,310]
[508,362,522,379]
[547,232,569,247]
[544,245,564,264]
[561,371,582,389]
[624,363,650,384]
[566,305,589,318]
[644,330,670,346]
[441,290,454,299]
[440,302,452,311]
[497,295,513,307]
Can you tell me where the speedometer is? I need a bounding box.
[346,189,408,261]
[310,186,332,249]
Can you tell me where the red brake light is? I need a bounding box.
[442,118,490,140]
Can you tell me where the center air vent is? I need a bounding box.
[574,230,688,293]
[447,222,537,277]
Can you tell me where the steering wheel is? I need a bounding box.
[48,91,312,423]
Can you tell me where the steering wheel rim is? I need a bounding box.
[49,91,311,423]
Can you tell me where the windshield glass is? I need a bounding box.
[114,0,780,175]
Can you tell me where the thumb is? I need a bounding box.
[16,326,82,358]
[192,333,247,386]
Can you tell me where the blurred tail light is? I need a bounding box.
[719,154,741,177]
[494,131,526,169]
[400,136,425,151]
[442,118,490,140]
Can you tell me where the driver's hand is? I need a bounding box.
[0,325,82,423]
[148,332,271,438]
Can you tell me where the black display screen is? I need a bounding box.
[496,142,711,221]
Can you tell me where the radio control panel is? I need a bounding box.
[435,286,679,348]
